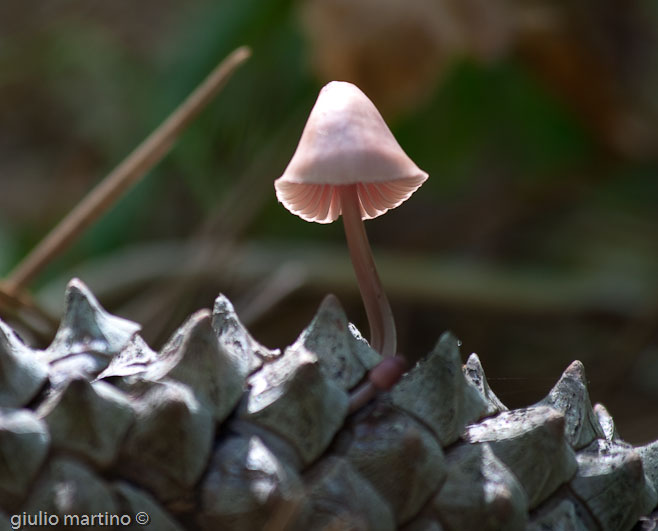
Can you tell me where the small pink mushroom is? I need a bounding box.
[275,81,427,410]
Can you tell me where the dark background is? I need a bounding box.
[1,0,657,442]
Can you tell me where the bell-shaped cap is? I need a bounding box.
[274,81,428,223]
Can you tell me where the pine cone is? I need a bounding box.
[1,278,656,530]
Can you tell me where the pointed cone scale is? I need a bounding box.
[211,294,280,375]
[536,360,605,450]
[287,294,379,390]
[44,278,141,365]
[0,321,48,407]
[463,353,507,416]
[149,309,245,423]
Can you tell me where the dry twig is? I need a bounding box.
[1,46,251,300]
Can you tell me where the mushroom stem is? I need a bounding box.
[339,185,397,358]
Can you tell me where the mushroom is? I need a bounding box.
[274,81,427,408]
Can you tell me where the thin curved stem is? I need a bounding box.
[348,355,407,412]
[339,184,396,358]
[348,381,378,413]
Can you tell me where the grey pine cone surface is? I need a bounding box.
[1,278,657,531]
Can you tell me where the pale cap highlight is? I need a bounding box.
[275,81,428,223]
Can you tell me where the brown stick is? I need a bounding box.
[2,46,251,295]
[0,287,57,326]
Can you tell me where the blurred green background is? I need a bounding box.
[1,0,657,442]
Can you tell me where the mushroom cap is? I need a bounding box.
[274,81,428,223]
